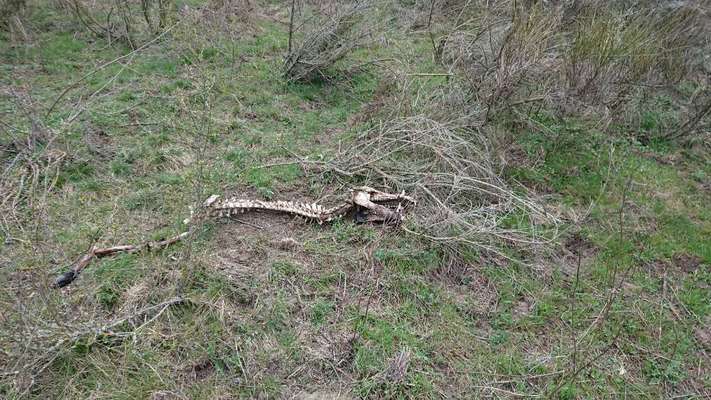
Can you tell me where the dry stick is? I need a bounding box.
[426,0,438,62]
[554,171,637,395]
[70,0,104,40]
[576,169,635,340]
[53,230,191,288]
[407,72,452,77]
[45,22,178,117]
[598,172,635,322]
[66,54,135,124]
[287,0,296,54]
[666,95,711,140]
[279,146,355,177]
[570,241,582,373]
[578,258,636,345]
[347,236,384,364]
[256,157,353,178]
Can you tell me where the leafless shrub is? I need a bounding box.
[59,0,176,47]
[204,0,253,24]
[489,8,559,115]
[426,0,708,140]
[561,2,709,138]
[0,0,29,41]
[172,0,254,61]
[284,1,374,82]
[0,0,25,24]
[335,113,557,258]
[563,6,702,111]
[438,4,560,123]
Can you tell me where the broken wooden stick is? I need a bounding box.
[53,230,191,288]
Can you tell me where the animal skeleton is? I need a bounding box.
[190,186,415,224]
[54,186,415,288]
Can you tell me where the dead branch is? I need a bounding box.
[287,0,296,53]
[334,114,558,258]
[53,230,192,288]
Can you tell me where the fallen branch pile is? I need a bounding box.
[283,0,373,82]
[332,115,559,258]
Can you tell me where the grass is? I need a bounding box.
[1,1,709,399]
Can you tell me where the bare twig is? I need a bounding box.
[407,72,452,77]
[287,0,296,54]
[426,0,438,62]
[578,170,635,341]
[570,235,582,372]
[550,325,624,397]
[665,91,711,141]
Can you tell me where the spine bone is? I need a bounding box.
[209,198,349,222]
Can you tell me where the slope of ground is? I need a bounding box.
[1,1,709,399]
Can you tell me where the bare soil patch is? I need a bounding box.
[672,252,704,273]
